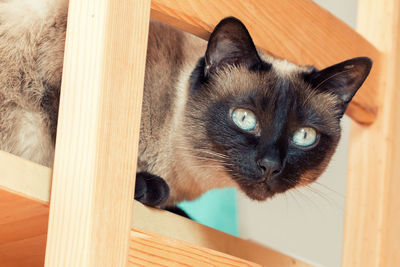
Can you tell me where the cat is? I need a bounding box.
[0,1,372,208]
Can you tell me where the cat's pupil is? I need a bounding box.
[292,127,318,147]
[231,108,257,131]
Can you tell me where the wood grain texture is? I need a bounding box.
[129,229,262,267]
[44,0,151,266]
[132,202,311,267]
[0,151,309,266]
[342,0,400,266]
[150,0,381,124]
[0,189,49,267]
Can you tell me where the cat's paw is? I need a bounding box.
[134,172,170,207]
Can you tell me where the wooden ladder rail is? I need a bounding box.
[1,0,398,266]
[343,0,400,266]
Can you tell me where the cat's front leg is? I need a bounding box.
[134,172,170,207]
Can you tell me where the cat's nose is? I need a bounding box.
[257,157,282,178]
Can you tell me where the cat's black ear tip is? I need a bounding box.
[348,56,373,76]
[214,16,247,32]
[218,16,244,25]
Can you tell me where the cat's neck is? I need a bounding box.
[164,49,236,205]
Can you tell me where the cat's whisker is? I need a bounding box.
[179,152,236,166]
[190,164,227,169]
[312,181,345,198]
[182,154,225,162]
[291,187,320,211]
[175,146,230,159]
[284,192,289,212]
[198,150,229,159]
[303,185,343,211]
[176,149,228,160]
[288,190,304,212]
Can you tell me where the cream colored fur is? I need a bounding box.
[0,0,66,166]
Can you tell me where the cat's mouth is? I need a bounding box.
[236,176,294,201]
[237,180,275,201]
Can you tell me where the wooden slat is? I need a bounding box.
[150,0,381,124]
[44,0,151,266]
[0,150,51,203]
[0,151,50,267]
[132,202,310,267]
[342,0,400,266]
[129,229,262,267]
[0,189,48,267]
[0,151,310,267]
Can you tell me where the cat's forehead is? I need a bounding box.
[211,62,311,100]
[259,52,313,77]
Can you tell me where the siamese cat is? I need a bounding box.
[0,1,371,207]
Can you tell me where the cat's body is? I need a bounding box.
[0,0,371,207]
[0,0,66,167]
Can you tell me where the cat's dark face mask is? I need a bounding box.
[185,17,372,200]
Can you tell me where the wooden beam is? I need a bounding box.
[0,189,48,267]
[0,150,51,203]
[0,151,310,267]
[44,0,151,266]
[132,203,311,267]
[342,0,400,266]
[150,0,381,124]
[129,229,262,267]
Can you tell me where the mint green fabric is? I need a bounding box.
[178,187,238,236]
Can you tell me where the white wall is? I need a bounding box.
[237,1,358,266]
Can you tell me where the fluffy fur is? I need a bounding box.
[0,1,371,206]
[0,0,66,166]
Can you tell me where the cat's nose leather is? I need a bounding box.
[257,157,282,178]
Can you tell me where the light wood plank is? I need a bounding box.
[132,202,311,267]
[0,189,48,267]
[129,229,262,267]
[0,150,51,203]
[0,151,309,266]
[150,0,381,124]
[44,0,151,266]
[342,0,400,266]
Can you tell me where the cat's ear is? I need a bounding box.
[305,57,372,112]
[204,17,261,76]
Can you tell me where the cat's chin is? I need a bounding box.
[238,182,276,201]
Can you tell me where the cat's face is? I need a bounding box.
[185,17,372,200]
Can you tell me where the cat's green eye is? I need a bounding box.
[292,127,318,148]
[231,108,257,131]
